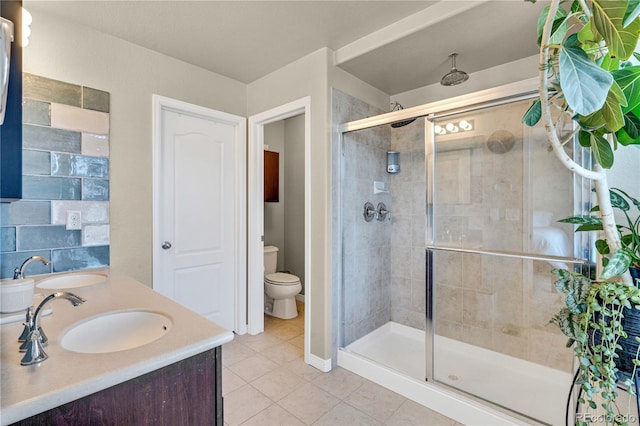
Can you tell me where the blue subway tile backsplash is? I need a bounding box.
[22,176,82,200]
[22,99,51,126]
[0,250,53,279]
[0,74,110,279]
[0,201,51,225]
[23,124,82,153]
[23,150,51,175]
[0,227,16,252]
[52,153,108,177]
[18,226,82,251]
[82,179,109,201]
[52,246,110,272]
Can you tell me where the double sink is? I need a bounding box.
[33,272,172,355]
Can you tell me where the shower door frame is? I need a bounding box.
[337,77,593,424]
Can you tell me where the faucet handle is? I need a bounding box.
[18,307,34,342]
[20,330,48,366]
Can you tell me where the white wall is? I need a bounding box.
[264,121,285,271]
[248,48,331,358]
[284,114,305,292]
[24,9,246,285]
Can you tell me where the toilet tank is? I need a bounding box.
[263,245,278,274]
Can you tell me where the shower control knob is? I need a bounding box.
[161,241,172,250]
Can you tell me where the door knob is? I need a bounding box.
[161,241,172,250]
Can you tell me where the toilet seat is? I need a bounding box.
[265,272,300,286]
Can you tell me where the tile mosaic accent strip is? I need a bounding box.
[0,201,51,226]
[18,226,82,251]
[82,87,110,113]
[22,99,50,126]
[23,73,82,107]
[22,176,82,200]
[50,103,110,134]
[23,125,81,153]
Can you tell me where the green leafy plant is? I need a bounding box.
[524,1,640,423]
[552,269,640,426]
[560,188,640,279]
[524,0,640,288]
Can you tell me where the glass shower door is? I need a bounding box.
[426,98,590,425]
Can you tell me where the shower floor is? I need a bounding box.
[340,321,572,425]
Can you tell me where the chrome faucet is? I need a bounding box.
[13,256,50,279]
[20,291,85,366]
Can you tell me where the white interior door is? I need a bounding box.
[153,96,246,332]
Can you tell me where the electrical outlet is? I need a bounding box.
[66,210,82,230]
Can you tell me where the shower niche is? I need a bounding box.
[336,82,591,425]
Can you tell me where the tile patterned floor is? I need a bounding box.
[222,302,462,426]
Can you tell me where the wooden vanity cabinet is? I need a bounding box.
[13,347,223,426]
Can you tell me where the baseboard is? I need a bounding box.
[306,353,332,372]
[295,294,305,303]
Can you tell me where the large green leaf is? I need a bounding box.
[624,0,640,28]
[558,216,603,226]
[590,132,615,168]
[612,66,640,113]
[552,307,584,342]
[560,38,613,115]
[537,4,569,46]
[522,99,542,126]
[601,248,634,279]
[592,0,640,60]
[601,81,626,131]
[579,111,607,129]
[622,112,640,139]
[609,189,630,210]
[578,130,592,147]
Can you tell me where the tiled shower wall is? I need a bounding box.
[333,89,392,346]
[333,88,427,346]
[0,74,110,279]
[389,118,427,330]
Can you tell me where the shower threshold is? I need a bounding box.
[339,321,570,425]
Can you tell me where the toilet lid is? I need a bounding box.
[265,272,300,285]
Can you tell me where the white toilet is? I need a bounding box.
[264,245,301,319]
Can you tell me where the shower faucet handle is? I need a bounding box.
[363,202,376,222]
[376,203,391,222]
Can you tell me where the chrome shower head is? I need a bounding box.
[389,102,417,128]
[440,53,469,86]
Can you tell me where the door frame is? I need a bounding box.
[247,97,311,359]
[152,94,247,334]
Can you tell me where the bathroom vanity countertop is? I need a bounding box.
[0,268,234,425]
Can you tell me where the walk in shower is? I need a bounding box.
[335,81,592,425]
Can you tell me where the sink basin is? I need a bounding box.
[36,273,107,290]
[61,310,172,354]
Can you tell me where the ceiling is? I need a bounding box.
[25,0,547,96]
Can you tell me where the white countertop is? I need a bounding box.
[0,268,234,425]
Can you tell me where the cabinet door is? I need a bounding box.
[0,0,22,202]
[264,150,279,202]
